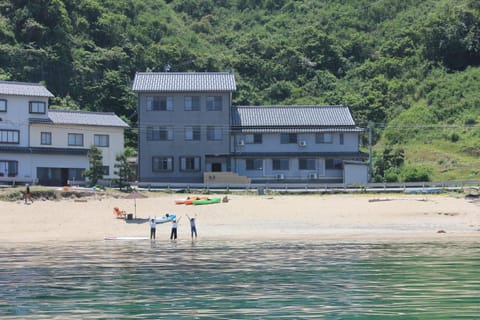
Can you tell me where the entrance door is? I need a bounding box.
[211,163,222,172]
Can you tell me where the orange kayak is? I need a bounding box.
[184,196,208,205]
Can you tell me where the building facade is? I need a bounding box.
[231,105,366,183]
[0,81,128,186]
[132,72,236,183]
[133,72,368,184]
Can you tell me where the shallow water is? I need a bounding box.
[0,240,479,319]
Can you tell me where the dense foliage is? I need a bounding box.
[1,0,479,181]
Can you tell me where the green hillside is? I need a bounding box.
[1,0,479,181]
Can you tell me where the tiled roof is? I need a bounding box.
[45,110,129,127]
[0,81,54,97]
[132,72,236,92]
[232,105,360,128]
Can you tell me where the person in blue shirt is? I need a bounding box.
[186,214,198,239]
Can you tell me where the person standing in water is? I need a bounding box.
[170,217,181,240]
[150,218,156,240]
[186,214,197,239]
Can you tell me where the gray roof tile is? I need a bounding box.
[0,81,54,97]
[232,105,360,128]
[132,72,236,92]
[45,110,129,127]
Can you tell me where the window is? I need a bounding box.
[29,101,46,114]
[280,133,297,144]
[94,134,109,147]
[273,159,289,170]
[184,126,201,141]
[245,134,262,144]
[207,126,222,141]
[326,159,343,170]
[68,133,84,146]
[146,127,173,141]
[0,129,19,144]
[206,96,222,111]
[246,159,263,171]
[0,99,6,112]
[152,157,174,172]
[0,160,18,177]
[41,132,51,145]
[180,156,201,172]
[146,96,173,111]
[184,96,200,111]
[316,133,333,144]
[340,133,344,145]
[102,166,109,175]
[299,158,316,170]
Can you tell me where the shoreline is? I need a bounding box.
[0,193,479,244]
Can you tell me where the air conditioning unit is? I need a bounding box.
[237,139,245,146]
[309,173,318,179]
[276,173,285,180]
[298,140,307,147]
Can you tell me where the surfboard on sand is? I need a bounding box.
[104,236,150,240]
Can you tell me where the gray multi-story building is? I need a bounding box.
[132,72,368,184]
[132,72,236,183]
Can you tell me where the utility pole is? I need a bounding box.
[368,122,373,182]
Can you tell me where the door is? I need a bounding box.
[211,163,222,172]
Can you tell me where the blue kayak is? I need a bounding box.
[155,214,176,224]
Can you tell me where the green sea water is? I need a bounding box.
[0,240,479,319]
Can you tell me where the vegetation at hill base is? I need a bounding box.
[0,0,479,182]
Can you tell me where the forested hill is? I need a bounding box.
[1,0,480,181]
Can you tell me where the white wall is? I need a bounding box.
[30,124,125,179]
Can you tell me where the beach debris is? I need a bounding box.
[437,230,447,234]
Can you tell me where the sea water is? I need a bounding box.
[0,240,479,319]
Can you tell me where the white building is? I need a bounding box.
[0,81,128,186]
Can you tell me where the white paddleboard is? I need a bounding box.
[104,236,150,240]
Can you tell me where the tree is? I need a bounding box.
[113,153,133,191]
[83,145,104,187]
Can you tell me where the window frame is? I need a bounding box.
[184,126,201,141]
[146,96,173,111]
[40,132,52,145]
[316,133,333,144]
[68,133,84,146]
[206,126,222,141]
[272,158,290,171]
[0,160,18,177]
[29,101,46,114]
[206,96,222,111]
[299,158,316,170]
[0,129,20,144]
[184,96,201,111]
[0,99,6,112]
[325,159,343,170]
[94,134,109,147]
[245,159,263,171]
[179,156,201,172]
[152,156,174,172]
[280,133,297,144]
[146,126,173,141]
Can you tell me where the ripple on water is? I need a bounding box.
[0,240,479,319]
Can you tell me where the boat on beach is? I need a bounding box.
[154,214,176,224]
[192,197,221,205]
[175,196,208,205]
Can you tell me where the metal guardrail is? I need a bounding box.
[0,177,38,186]
[136,180,480,193]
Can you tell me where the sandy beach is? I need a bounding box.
[0,192,479,243]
